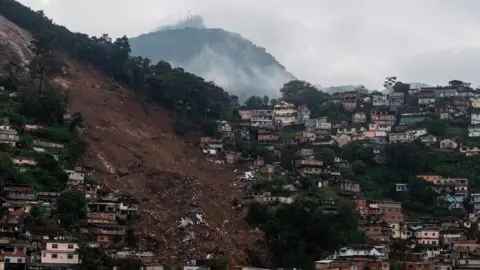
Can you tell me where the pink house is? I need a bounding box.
[41,241,79,265]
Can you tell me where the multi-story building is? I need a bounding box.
[273,101,297,126]
[389,133,413,143]
[469,125,480,137]
[435,88,457,98]
[250,109,273,127]
[471,109,480,124]
[418,88,436,109]
[414,227,440,245]
[471,193,480,213]
[40,240,80,266]
[471,98,480,108]
[372,95,389,107]
[0,118,19,147]
[355,200,403,222]
[294,160,324,176]
[296,104,311,123]
[352,112,367,123]
[416,175,468,196]
[388,92,404,109]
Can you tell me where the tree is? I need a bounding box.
[244,95,266,109]
[57,190,86,228]
[383,76,397,91]
[392,82,410,95]
[77,246,112,270]
[29,30,65,95]
[314,147,336,164]
[341,141,363,161]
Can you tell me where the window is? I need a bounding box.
[68,244,74,249]
[43,253,46,257]
[17,258,22,263]
[5,258,9,263]
[432,233,436,236]
[67,254,74,259]
[52,244,58,249]
[52,254,58,259]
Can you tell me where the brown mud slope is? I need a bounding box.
[52,59,267,265]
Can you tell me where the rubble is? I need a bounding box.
[61,58,270,265]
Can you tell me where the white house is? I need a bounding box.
[274,101,297,126]
[469,125,480,137]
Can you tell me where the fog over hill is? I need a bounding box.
[130,16,296,100]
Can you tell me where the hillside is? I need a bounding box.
[0,3,266,266]
[129,16,295,100]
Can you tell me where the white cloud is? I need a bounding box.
[16,0,480,90]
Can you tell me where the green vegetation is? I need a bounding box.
[0,1,238,136]
[57,189,87,228]
[247,197,366,270]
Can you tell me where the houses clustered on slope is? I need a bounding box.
[0,117,163,270]
[197,80,480,270]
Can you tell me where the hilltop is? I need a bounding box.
[129,16,295,100]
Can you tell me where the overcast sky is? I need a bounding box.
[17,0,480,90]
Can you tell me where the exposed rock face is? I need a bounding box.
[0,15,32,78]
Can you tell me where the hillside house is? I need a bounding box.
[250,109,273,127]
[238,109,252,120]
[295,160,324,176]
[435,88,458,98]
[305,118,332,132]
[273,101,297,126]
[225,151,240,164]
[372,95,389,107]
[472,111,480,125]
[257,127,279,143]
[360,222,391,243]
[472,98,480,108]
[355,200,403,221]
[336,124,366,135]
[4,184,36,201]
[88,224,126,245]
[389,92,404,109]
[389,133,413,143]
[32,140,64,149]
[40,240,80,266]
[352,112,367,123]
[440,139,458,150]
[414,228,440,245]
[342,91,358,111]
[335,134,352,148]
[339,181,361,193]
[418,89,436,109]
[329,245,387,260]
[472,194,480,213]
[454,98,469,112]
[417,175,468,195]
[469,125,480,137]
[64,167,85,186]
[371,109,396,126]
[24,124,42,132]
[369,123,392,133]
[0,120,19,147]
[419,134,437,146]
[460,146,480,156]
[297,104,311,123]
[296,131,316,142]
[12,157,37,172]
